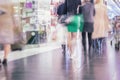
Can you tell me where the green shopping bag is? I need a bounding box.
[66,14,84,32]
[77,14,84,32]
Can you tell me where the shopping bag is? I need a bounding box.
[78,14,84,32]
[65,14,84,32]
[77,5,84,32]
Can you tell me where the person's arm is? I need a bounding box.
[77,5,82,14]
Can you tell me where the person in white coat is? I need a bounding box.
[0,0,15,65]
[92,0,110,52]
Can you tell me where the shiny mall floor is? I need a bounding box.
[0,38,120,80]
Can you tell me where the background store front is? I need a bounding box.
[10,0,63,50]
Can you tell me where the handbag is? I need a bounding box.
[0,7,6,15]
[58,15,68,24]
[0,10,5,15]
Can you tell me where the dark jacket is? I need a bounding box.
[65,0,81,15]
[57,3,67,16]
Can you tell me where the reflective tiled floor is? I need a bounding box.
[0,40,120,80]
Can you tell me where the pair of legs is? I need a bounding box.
[67,32,77,56]
[0,44,11,65]
[92,38,104,53]
[82,32,92,53]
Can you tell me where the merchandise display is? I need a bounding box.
[13,0,51,45]
[20,0,38,32]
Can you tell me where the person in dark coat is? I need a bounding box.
[81,0,95,54]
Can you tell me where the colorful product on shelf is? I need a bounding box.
[25,2,32,8]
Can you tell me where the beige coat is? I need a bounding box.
[92,1,110,39]
[0,0,14,44]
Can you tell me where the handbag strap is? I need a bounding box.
[77,5,81,14]
[76,5,82,39]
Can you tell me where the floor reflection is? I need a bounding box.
[0,64,11,80]
[106,40,119,80]
[0,38,120,80]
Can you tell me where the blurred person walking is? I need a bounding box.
[81,0,95,54]
[92,0,110,53]
[0,0,15,65]
[56,0,67,54]
[65,0,84,58]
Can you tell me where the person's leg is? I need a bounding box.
[61,44,66,54]
[71,32,77,55]
[88,32,92,52]
[0,59,1,64]
[92,39,96,51]
[99,37,104,52]
[118,41,120,50]
[97,38,104,53]
[67,32,72,56]
[82,32,86,53]
[62,27,68,54]
[3,44,11,64]
[92,38,98,53]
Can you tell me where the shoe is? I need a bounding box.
[2,59,7,65]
